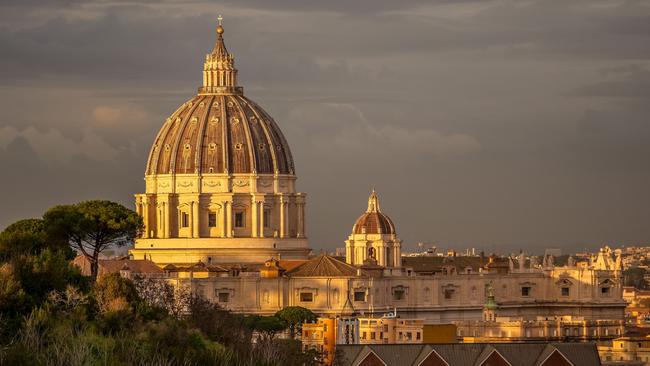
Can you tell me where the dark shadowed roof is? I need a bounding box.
[286,254,359,277]
[335,343,600,366]
[402,256,509,274]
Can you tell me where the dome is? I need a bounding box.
[145,24,294,176]
[352,190,396,235]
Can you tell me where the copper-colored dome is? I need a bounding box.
[145,24,294,176]
[352,190,396,235]
[353,212,395,235]
[146,95,294,175]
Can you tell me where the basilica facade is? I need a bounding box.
[128,23,626,326]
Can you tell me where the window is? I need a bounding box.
[208,212,217,227]
[521,286,531,297]
[362,332,367,340]
[181,212,189,227]
[601,287,611,296]
[561,287,570,297]
[370,332,376,340]
[444,289,454,299]
[354,290,366,302]
[300,292,313,302]
[263,209,270,228]
[393,289,405,300]
[416,332,421,340]
[235,211,245,228]
[218,292,230,303]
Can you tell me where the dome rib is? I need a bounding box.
[219,95,229,173]
[231,96,257,173]
[193,95,215,175]
[169,98,202,174]
[238,96,278,174]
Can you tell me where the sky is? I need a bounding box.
[1,0,649,255]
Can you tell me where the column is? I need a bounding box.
[166,200,172,238]
[346,241,353,264]
[192,200,200,238]
[279,199,285,238]
[226,201,233,238]
[296,201,304,238]
[162,201,170,238]
[251,197,259,238]
[142,197,150,238]
[220,201,227,237]
[258,202,265,238]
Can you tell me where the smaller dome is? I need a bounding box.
[352,190,396,235]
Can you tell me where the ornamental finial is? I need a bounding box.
[367,189,381,213]
[217,15,224,34]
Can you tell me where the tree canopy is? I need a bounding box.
[43,200,142,281]
[0,218,71,260]
[275,306,317,339]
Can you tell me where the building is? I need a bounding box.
[335,343,601,366]
[125,22,626,333]
[302,318,337,365]
[302,316,456,365]
[599,336,650,365]
[455,284,624,342]
[345,190,402,268]
[129,21,309,265]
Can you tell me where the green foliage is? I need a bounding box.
[275,306,317,339]
[43,200,143,281]
[0,204,316,366]
[248,315,287,339]
[625,267,647,289]
[0,218,72,260]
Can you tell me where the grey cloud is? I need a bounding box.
[1,0,650,253]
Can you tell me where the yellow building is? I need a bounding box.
[130,21,309,266]
[302,318,336,365]
[302,316,456,365]
[599,336,650,365]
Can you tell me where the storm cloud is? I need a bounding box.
[1,0,649,254]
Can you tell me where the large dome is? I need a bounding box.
[146,94,294,175]
[145,24,294,177]
[131,22,310,266]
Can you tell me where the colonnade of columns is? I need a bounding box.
[345,240,402,268]
[136,193,305,239]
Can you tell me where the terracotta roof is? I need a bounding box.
[353,212,395,235]
[186,261,229,272]
[402,256,509,274]
[286,254,359,277]
[73,256,163,276]
[279,260,308,272]
[99,259,163,274]
[336,343,600,366]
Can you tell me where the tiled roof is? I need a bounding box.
[402,256,509,274]
[286,254,359,277]
[353,212,395,235]
[73,255,163,276]
[336,343,600,366]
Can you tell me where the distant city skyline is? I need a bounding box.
[1,1,649,253]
